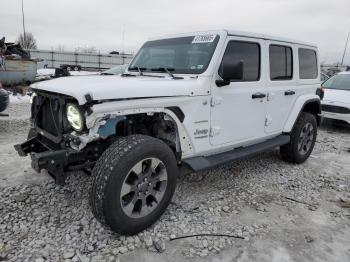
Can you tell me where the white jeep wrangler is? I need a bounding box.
[15,30,322,235]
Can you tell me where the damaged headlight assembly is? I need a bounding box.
[66,103,84,131]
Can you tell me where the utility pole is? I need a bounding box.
[21,0,26,44]
[121,24,125,55]
[341,29,350,65]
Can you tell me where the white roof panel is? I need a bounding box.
[149,29,317,48]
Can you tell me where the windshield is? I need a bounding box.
[322,74,350,91]
[129,35,220,74]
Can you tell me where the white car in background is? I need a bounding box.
[321,72,350,124]
[321,72,329,83]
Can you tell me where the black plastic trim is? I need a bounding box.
[166,106,185,122]
[183,134,290,172]
[292,98,322,130]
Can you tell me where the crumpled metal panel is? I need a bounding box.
[0,58,37,86]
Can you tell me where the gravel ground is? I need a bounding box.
[0,102,350,262]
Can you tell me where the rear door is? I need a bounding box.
[265,42,297,134]
[210,36,267,146]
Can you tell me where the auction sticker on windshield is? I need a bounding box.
[192,35,216,44]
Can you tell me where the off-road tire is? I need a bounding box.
[89,134,178,235]
[280,112,317,163]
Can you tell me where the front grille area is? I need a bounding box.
[36,96,62,136]
[31,91,76,141]
[322,104,350,114]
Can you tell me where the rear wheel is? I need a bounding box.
[90,135,178,235]
[280,112,317,163]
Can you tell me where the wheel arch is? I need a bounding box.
[283,96,322,133]
[84,107,194,160]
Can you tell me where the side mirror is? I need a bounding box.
[216,60,244,87]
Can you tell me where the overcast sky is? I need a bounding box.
[1,0,350,64]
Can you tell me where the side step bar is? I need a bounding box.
[183,135,290,172]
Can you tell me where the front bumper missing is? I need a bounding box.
[14,136,103,185]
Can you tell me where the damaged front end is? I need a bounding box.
[14,91,108,185]
[15,90,185,185]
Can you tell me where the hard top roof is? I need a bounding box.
[149,29,317,48]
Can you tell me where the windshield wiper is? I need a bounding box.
[120,73,136,77]
[128,66,146,76]
[150,67,183,80]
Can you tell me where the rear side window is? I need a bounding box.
[219,41,260,81]
[269,45,293,80]
[299,48,318,79]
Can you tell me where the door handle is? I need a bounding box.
[284,90,295,96]
[252,93,266,99]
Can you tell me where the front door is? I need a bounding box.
[210,37,267,146]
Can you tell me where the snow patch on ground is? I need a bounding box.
[37,68,56,76]
[9,93,30,104]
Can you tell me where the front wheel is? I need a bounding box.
[280,112,317,163]
[90,135,178,235]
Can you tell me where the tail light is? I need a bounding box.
[316,87,324,100]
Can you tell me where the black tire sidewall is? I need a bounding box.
[103,138,178,234]
[291,113,317,163]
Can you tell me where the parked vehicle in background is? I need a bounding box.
[60,64,82,72]
[15,30,322,235]
[321,72,329,83]
[326,67,342,77]
[101,64,128,75]
[0,82,9,113]
[321,72,350,125]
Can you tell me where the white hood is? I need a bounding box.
[31,75,203,105]
[323,88,350,105]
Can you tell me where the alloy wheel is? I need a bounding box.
[120,158,168,218]
[298,122,314,155]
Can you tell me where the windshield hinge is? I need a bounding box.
[210,126,221,137]
[265,115,272,126]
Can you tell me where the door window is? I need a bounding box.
[269,45,293,80]
[299,48,318,79]
[219,41,260,81]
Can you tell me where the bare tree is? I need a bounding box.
[17,32,37,49]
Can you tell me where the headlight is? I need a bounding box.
[66,104,84,131]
